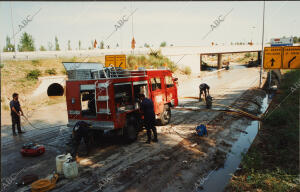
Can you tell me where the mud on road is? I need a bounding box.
[1,89,267,192]
[1,66,267,192]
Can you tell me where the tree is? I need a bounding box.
[298,37,300,43]
[160,41,167,47]
[68,40,71,50]
[3,36,15,52]
[100,41,104,49]
[293,36,298,43]
[144,43,150,48]
[39,45,46,51]
[78,40,81,50]
[55,36,60,51]
[18,32,35,51]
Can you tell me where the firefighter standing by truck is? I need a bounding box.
[140,94,158,144]
[10,93,25,136]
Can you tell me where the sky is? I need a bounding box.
[0,1,300,51]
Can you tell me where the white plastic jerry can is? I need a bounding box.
[56,153,72,174]
[63,158,78,179]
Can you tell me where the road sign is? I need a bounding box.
[115,55,126,68]
[105,55,126,69]
[264,47,282,69]
[105,55,115,67]
[270,37,293,47]
[283,46,300,69]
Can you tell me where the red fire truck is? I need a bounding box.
[63,62,178,141]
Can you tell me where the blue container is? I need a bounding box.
[196,124,208,136]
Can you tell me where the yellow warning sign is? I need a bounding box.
[115,55,126,68]
[105,55,126,69]
[282,46,300,69]
[105,55,115,67]
[264,47,282,69]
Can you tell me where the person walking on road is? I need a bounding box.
[199,83,210,101]
[140,94,158,144]
[10,93,25,136]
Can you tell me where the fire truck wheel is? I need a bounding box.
[159,105,171,125]
[125,117,138,142]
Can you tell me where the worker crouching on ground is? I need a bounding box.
[10,93,25,136]
[140,94,158,144]
[70,121,91,158]
[199,83,210,101]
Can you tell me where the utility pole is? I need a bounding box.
[259,1,265,88]
[10,1,17,59]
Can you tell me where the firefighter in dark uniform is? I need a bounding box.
[10,93,25,136]
[140,94,158,144]
[70,121,91,158]
[199,83,210,101]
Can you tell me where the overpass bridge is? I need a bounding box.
[161,45,264,72]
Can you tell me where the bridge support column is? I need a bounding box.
[200,54,202,72]
[217,53,222,69]
[258,51,261,64]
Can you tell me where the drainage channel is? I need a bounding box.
[197,94,270,192]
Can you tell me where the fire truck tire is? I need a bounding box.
[124,117,138,142]
[159,105,171,125]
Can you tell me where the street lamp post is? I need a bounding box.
[259,1,265,88]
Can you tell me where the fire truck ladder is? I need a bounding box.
[96,80,111,115]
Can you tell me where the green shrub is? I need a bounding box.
[149,49,163,59]
[45,68,57,75]
[61,69,67,75]
[160,41,167,47]
[71,56,78,62]
[182,66,191,75]
[31,60,40,66]
[26,69,41,80]
[126,53,178,72]
[245,52,251,58]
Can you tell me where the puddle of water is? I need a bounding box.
[230,64,247,70]
[198,95,269,192]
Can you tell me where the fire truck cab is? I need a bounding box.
[63,62,178,141]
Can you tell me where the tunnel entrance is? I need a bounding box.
[47,83,64,96]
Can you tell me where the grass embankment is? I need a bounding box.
[1,56,105,111]
[127,50,181,73]
[226,70,300,192]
